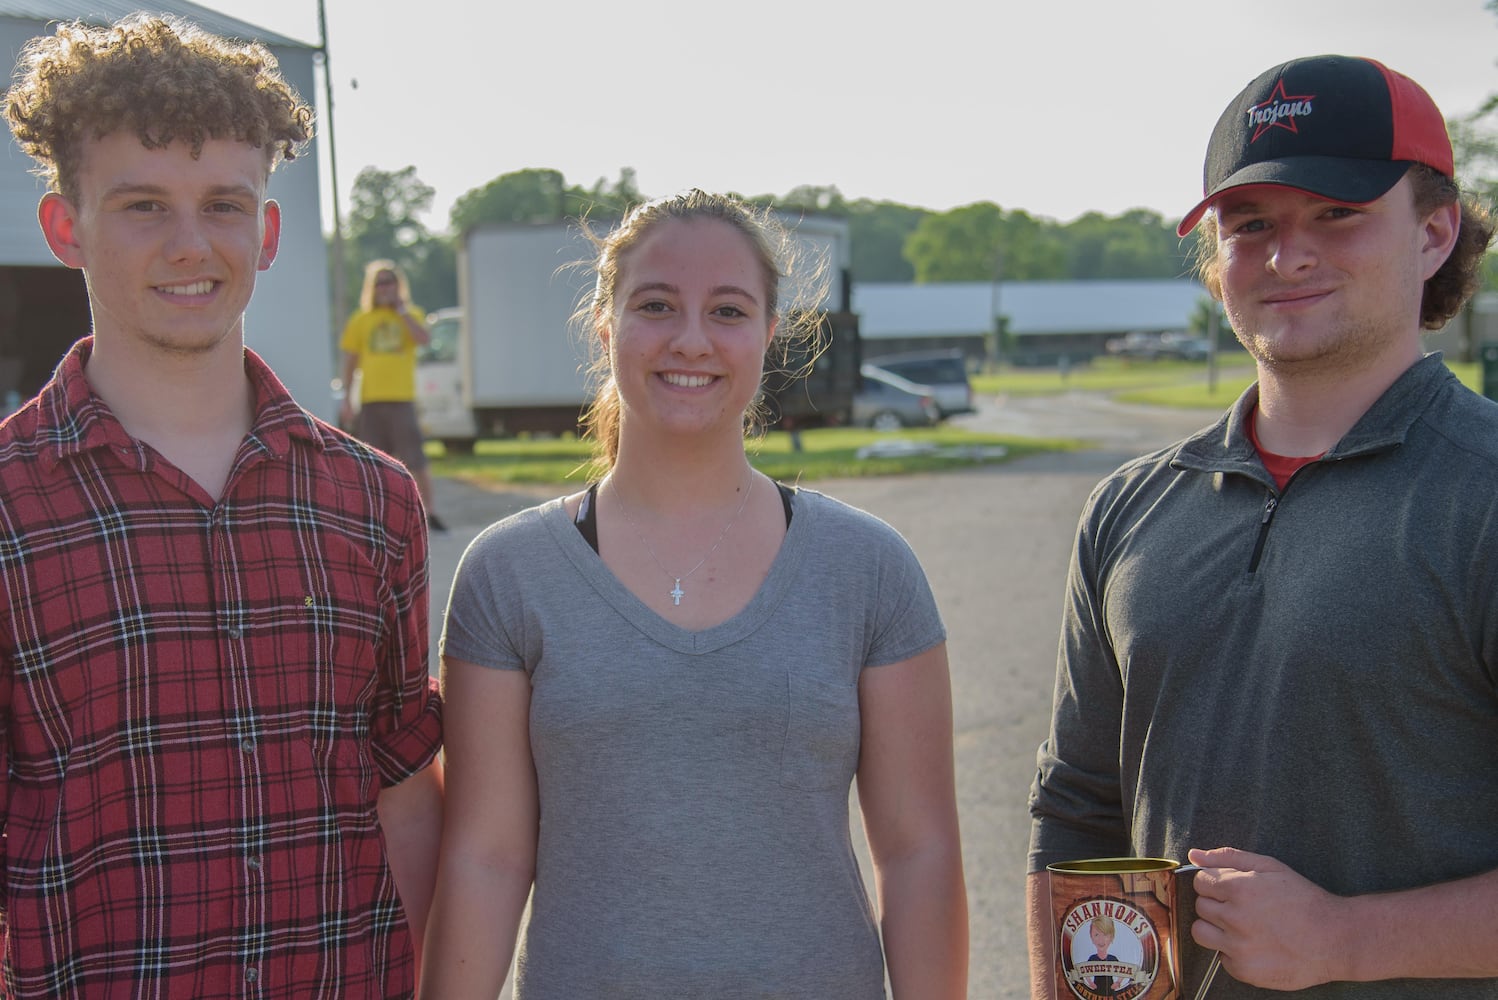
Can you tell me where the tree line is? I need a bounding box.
[334,166,1204,321]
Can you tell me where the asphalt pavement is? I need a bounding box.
[421,392,1227,1000]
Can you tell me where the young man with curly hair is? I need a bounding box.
[0,15,442,997]
[1028,56,1498,998]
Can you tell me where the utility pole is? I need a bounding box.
[1207,303,1220,395]
[989,248,1004,372]
[316,0,347,340]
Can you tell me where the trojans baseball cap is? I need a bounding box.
[1176,55,1454,236]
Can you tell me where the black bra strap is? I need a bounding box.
[575,480,795,555]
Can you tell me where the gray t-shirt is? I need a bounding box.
[442,487,945,999]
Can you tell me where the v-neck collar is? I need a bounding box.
[540,491,813,655]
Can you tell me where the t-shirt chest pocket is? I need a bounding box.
[779,672,861,791]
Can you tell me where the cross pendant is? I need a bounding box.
[670,579,685,605]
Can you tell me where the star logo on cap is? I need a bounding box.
[1245,79,1316,141]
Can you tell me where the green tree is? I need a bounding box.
[1450,115,1498,206]
[846,199,926,283]
[1189,296,1226,340]
[904,202,1004,282]
[1448,114,1498,293]
[904,203,1067,282]
[448,168,569,233]
[405,237,458,312]
[999,209,1068,280]
[347,165,434,263]
[340,165,455,316]
[741,189,925,283]
[1453,0,1498,290]
[776,184,848,215]
[1061,209,1189,280]
[447,167,644,235]
[569,168,644,222]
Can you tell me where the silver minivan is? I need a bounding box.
[861,350,974,417]
[853,365,941,431]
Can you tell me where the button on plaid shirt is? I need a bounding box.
[0,339,442,998]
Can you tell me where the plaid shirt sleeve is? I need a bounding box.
[368,466,442,788]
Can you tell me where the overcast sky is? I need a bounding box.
[210,0,1498,232]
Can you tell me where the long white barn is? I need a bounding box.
[851,279,1212,365]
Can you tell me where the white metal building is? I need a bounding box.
[851,279,1212,364]
[0,1,332,417]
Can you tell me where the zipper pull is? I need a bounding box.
[1248,493,1279,574]
[1261,495,1278,524]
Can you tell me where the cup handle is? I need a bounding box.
[1174,864,1223,999]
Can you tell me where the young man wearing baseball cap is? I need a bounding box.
[1028,56,1498,997]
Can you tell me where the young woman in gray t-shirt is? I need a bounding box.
[421,190,968,1000]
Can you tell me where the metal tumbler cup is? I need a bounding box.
[1047,857,1220,1000]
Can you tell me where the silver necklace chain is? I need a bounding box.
[609,472,755,606]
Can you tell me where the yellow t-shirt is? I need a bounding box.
[340,305,426,403]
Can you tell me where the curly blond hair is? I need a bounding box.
[4,14,314,201]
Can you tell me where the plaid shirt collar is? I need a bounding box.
[33,336,327,476]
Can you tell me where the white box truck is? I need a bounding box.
[415,223,596,451]
[417,215,861,452]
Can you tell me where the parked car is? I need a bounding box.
[1105,330,1211,361]
[861,349,975,417]
[1158,332,1212,361]
[853,365,942,431]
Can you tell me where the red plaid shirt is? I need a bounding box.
[0,339,442,998]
